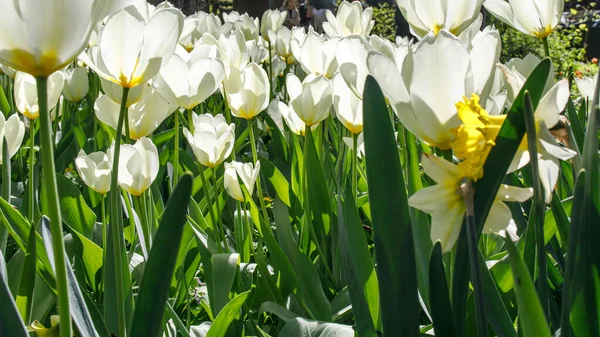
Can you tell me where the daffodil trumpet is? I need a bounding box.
[35,76,71,337]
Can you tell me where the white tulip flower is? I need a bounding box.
[14,71,64,120]
[291,31,339,79]
[408,154,533,252]
[217,29,252,74]
[80,5,184,88]
[100,77,146,108]
[224,63,270,120]
[396,0,484,38]
[484,0,564,38]
[0,114,25,164]
[332,73,363,134]
[261,9,287,42]
[343,133,365,158]
[224,161,261,202]
[336,35,372,99]
[108,137,159,196]
[322,0,374,38]
[63,67,89,102]
[575,73,597,102]
[154,48,225,110]
[286,74,332,128]
[75,150,112,194]
[367,29,501,149]
[184,113,235,168]
[95,85,175,140]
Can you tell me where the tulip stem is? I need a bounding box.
[28,119,35,223]
[351,132,358,202]
[100,194,107,299]
[173,110,180,186]
[187,109,195,134]
[212,167,229,253]
[542,37,551,59]
[35,76,71,337]
[199,165,221,252]
[461,179,487,337]
[248,118,269,225]
[0,142,11,254]
[109,87,130,337]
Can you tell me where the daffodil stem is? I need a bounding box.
[173,110,180,186]
[248,118,269,224]
[199,165,221,252]
[109,86,130,337]
[212,167,229,253]
[461,179,487,337]
[524,92,549,319]
[28,119,35,223]
[36,76,71,337]
[0,141,11,254]
[542,37,551,59]
[351,132,358,202]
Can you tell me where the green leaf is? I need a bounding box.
[273,199,332,321]
[338,187,379,336]
[504,236,551,337]
[129,173,193,337]
[429,243,455,337]
[259,301,300,322]
[0,84,11,116]
[452,59,551,337]
[305,129,332,238]
[55,174,96,239]
[259,158,293,208]
[276,318,354,337]
[363,75,420,336]
[16,224,37,324]
[206,290,251,337]
[211,254,240,315]
[0,250,29,337]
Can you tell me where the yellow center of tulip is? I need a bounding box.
[11,49,64,77]
[433,24,444,36]
[534,24,554,39]
[450,94,506,180]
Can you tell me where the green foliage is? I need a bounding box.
[370,2,397,41]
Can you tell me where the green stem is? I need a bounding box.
[0,141,11,253]
[351,132,358,203]
[100,194,107,299]
[28,119,35,223]
[212,167,229,253]
[268,41,274,100]
[187,109,195,134]
[461,179,487,337]
[35,76,71,337]
[173,110,180,186]
[248,118,269,223]
[542,37,551,59]
[199,165,221,252]
[108,86,130,337]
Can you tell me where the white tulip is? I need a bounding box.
[95,85,175,140]
[322,0,374,38]
[154,48,225,110]
[183,113,235,168]
[336,35,372,99]
[217,29,252,74]
[179,17,201,51]
[261,9,287,42]
[0,0,136,77]
[100,77,146,108]
[80,5,184,88]
[286,74,332,128]
[0,64,15,78]
[224,161,261,202]
[575,73,597,102]
[332,73,363,134]
[224,63,270,120]
[343,133,365,158]
[196,12,222,36]
[484,0,564,38]
[75,150,112,194]
[291,31,339,79]
[14,71,64,120]
[367,29,501,149]
[408,154,533,252]
[0,114,25,164]
[396,0,484,38]
[63,67,89,102]
[108,137,159,196]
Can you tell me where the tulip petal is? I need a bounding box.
[534,78,569,129]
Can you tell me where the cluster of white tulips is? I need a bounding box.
[0,0,585,335]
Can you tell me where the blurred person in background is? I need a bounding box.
[281,0,301,28]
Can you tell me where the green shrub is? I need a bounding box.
[371,2,397,41]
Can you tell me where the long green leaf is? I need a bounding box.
[129,173,193,337]
[206,290,251,337]
[429,243,455,337]
[0,250,29,337]
[363,75,420,337]
[211,253,240,315]
[16,224,37,324]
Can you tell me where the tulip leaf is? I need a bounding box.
[53,173,96,239]
[452,59,551,337]
[40,216,101,337]
[338,187,379,336]
[15,224,37,324]
[259,158,293,208]
[363,75,420,336]
[129,173,193,337]
[0,84,11,116]
[305,128,333,239]
[206,290,251,337]
[429,243,455,337]
[276,318,354,337]
[0,250,29,337]
[211,253,240,315]
[504,235,552,337]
